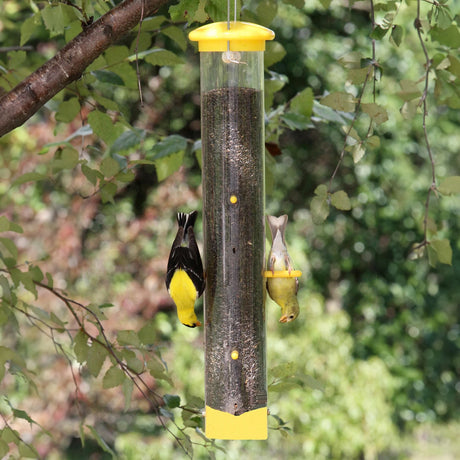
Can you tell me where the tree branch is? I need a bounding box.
[0,0,171,138]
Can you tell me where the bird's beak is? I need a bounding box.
[279,315,288,323]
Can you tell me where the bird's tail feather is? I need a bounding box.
[177,211,198,230]
[267,214,288,241]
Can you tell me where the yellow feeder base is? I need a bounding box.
[205,406,268,440]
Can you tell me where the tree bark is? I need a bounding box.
[0,0,171,138]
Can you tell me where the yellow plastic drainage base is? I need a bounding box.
[205,406,268,440]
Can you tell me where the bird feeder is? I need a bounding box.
[189,22,274,440]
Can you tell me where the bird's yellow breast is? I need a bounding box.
[168,269,199,326]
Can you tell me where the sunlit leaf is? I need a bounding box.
[290,87,313,118]
[430,238,452,265]
[331,190,351,210]
[87,340,107,377]
[361,103,388,125]
[311,196,329,224]
[438,176,460,195]
[314,184,328,198]
[320,92,356,112]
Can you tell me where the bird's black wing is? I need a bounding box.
[186,225,205,296]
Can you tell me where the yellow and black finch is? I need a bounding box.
[266,214,300,323]
[165,211,205,327]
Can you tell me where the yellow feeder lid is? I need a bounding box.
[189,21,275,52]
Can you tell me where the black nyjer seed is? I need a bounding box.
[202,87,267,415]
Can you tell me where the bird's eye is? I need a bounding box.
[289,315,294,319]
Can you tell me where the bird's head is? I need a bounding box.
[279,311,299,323]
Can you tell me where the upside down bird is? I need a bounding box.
[166,211,205,327]
[266,214,300,323]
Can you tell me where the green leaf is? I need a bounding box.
[361,103,389,125]
[102,365,126,389]
[117,330,140,347]
[162,26,188,52]
[390,25,403,47]
[142,49,185,67]
[100,157,121,178]
[12,172,48,187]
[330,190,351,211]
[169,0,200,22]
[256,0,278,26]
[290,87,313,118]
[149,135,187,181]
[264,41,287,68]
[86,425,116,456]
[352,143,366,163]
[111,129,145,155]
[320,92,356,112]
[74,330,89,364]
[431,25,460,47]
[151,134,187,160]
[140,16,166,31]
[311,196,329,225]
[281,113,311,130]
[314,184,328,198]
[430,239,452,265]
[41,4,77,37]
[55,98,80,123]
[438,176,460,195]
[87,340,107,377]
[81,164,102,186]
[51,147,80,171]
[18,440,38,458]
[138,320,157,345]
[270,362,297,379]
[436,5,452,29]
[147,357,173,385]
[122,378,134,412]
[366,135,381,149]
[0,238,17,260]
[269,380,298,392]
[0,216,23,234]
[12,408,36,426]
[398,80,422,101]
[20,14,41,46]
[90,70,125,86]
[313,100,349,124]
[87,111,125,146]
[0,439,8,458]
[99,182,118,204]
[370,25,389,40]
[347,66,371,85]
[122,350,144,374]
[154,152,184,182]
[163,394,181,409]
